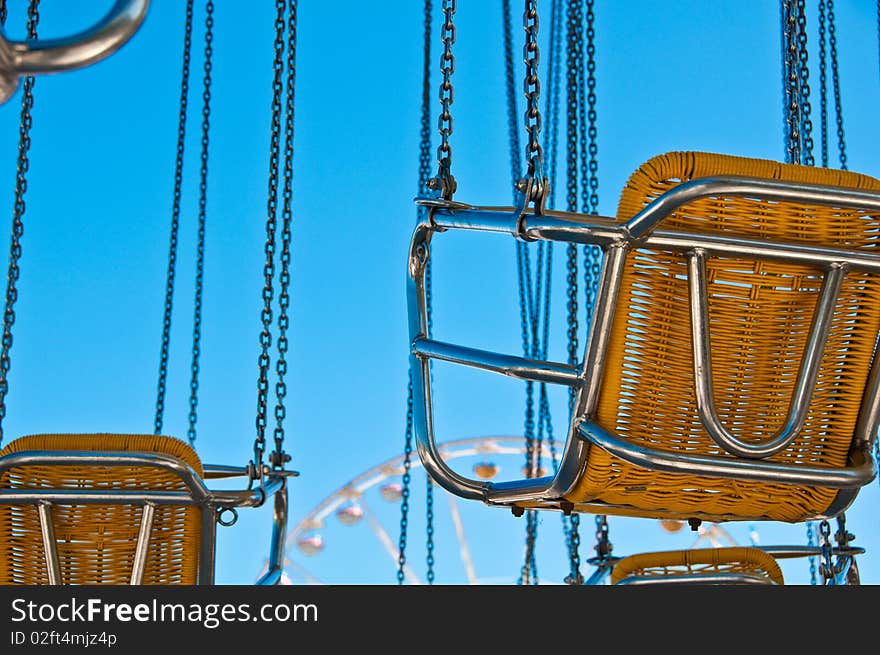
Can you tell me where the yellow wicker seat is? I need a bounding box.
[0,434,204,585]
[408,150,880,527]
[610,546,785,585]
[563,152,880,523]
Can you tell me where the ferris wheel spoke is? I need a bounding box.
[360,496,422,585]
[446,494,478,585]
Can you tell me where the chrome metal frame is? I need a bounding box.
[407,176,880,520]
[0,449,289,585]
[0,0,150,104]
[588,545,865,586]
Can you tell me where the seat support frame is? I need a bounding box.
[407,176,880,519]
[0,450,289,585]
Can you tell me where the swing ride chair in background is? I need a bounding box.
[409,151,880,585]
[0,0,294,586]
[0,434,292,585]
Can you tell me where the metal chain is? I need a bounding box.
[428,0,456,199]
[818,0,828,168]
[187,0,214,446]
[253,0,287,475]
[807,521,818,584]
[827,0,847,170]
[398,0,433,585]
[562,0,583,581]
[426,475,435,584]
[396,375,415,584]
[519,0,547,210]
[0,0,39,447]
[818,519,834,584]
[834,514,859,585]
[796,0,814,166]
[565,513,581,584]
[270,0,297,469]
[782,0,800,164]
[154,0,195,436]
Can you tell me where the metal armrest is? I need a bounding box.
[578,421,877,489]
[0,0,150,104]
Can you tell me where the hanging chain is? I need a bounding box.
[562,0,584,582]
[834,514,860,585]
[818,0,828,168]
[187,0,214,446]
[0,0,39,447]
[428,0,456,200]
[564,513,581,584]
[270,0,297,470]
[517,0,548,212]
[795,0,814,166]
[425,475,435,584]
[782,0,800,164]
[817,519,835,584]
[398,0,433,585]
[807,521,818,584]
[253,0,287,478]
[154,0,195,435]
[396,376,415,584]
[826,0,847,170]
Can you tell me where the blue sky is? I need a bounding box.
[0,1,879,585]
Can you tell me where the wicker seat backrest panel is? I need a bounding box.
[0,434,203,585]
[566,151,880,522]
[610,546,784,585]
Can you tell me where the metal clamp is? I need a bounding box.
[0,0,150,104]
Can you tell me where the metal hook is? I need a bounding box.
[0,0,150,105]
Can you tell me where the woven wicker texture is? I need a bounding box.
[0,434,203,585]
[565,151,880,522]
[610,546,784,585]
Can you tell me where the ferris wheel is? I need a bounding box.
[267,435,754,585]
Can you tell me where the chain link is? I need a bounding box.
[564,513,581,584]
[270,0,297,469]
[398,0,434,584]
[796,0,814,166]
[253,0,287,475]
[834,514,859,585]
[519,0,547,210]
[806,521,818,584]
[396,375,415,584]
[428,0,456,199]
[522,0,543,176]
[826,0,847,170]
[818,0,828,168]
[426,475,435,584]
[0,0,39,447]
[187,0,214,446]
[782,0,800,163]
[817,519,834,584]
[154,0,195,436]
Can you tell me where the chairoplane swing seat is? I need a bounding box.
[0,433,289,585]
[408,150,880,526]
[609,546,785,586]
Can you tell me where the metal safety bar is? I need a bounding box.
[0,449,289,585]
[407,176,880,510]
[0,0,150,104]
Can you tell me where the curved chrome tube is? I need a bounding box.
[624,175,880,242]
[579,421,877,489]
[0,0,150,104]
[687,249,848,459]
[615,572,777,586]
